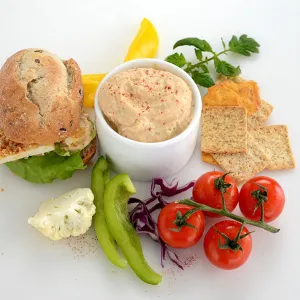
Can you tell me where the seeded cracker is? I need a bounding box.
[250,125,295,170]
[212,134,269,185]
[247,100,273,130]
[201,106,247,154]
[201,100,273,166]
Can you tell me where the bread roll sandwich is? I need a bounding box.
[0,49,96,183]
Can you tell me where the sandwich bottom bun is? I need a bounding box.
[81,138,97,165]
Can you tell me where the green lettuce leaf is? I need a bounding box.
[54,143,72,157]
[5,151,86,184]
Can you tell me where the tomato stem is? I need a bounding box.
[251,183,268,222]
[221,192,229,213]
[260,202,265,222]
[176,199,280,233]
[171,208,200,232]
[234,221,245,242]
[215,227,243,252]
[214,173,232,195]
[214,173,233,212]
[214,222,253,252]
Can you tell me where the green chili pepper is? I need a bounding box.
[91,157,127,268]
[104,174,162,285]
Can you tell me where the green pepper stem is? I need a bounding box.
[176,199,280,234]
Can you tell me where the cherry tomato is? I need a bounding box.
[193,171,238,217]
[239,176,285,223]
[204,220,252,270]
[158,203,205,248]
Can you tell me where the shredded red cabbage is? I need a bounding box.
[129,177,195,270]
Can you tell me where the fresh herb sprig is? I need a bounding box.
[166,35,260,88]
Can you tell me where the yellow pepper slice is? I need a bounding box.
[82,75,106,108]
[82,74,106,82]
[124,18,159,62]
[82,18,159,108]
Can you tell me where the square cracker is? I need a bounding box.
[203,100,272,165]
[250,125,295,170]
[212,134,269,185]
[201,106,247,154]
[203,84,240,107]
[202,152,218,165]
[236,81,261,115]
[247,100,273,130]
[221,80,261,116]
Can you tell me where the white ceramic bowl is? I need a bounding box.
[94,59,201,181]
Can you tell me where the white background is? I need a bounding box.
[0,0,300,299]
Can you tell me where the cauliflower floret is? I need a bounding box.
[28,188,95,240]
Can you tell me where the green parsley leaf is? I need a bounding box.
[167,34,259,89]
[221,37,226,50]
[173,38,213,52]
[229,34,260,56]
[195,49,203,61]
[192,71,215,88]
[214,57,241,76]
[200,64,209,73]
[165,53,186,68]
[186,62,192,69]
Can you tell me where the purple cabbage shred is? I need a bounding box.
[129,177,195,270]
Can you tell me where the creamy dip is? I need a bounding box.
[98,68,193,143]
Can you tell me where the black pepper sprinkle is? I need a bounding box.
[79,89,82,95]
[60,128,67,132]
[34,50,43,53]
[35,59,40,63]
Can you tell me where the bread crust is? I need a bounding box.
[0,49,83,144]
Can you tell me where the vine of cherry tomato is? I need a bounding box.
[157,172,284,270]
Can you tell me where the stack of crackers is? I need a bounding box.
[201,77,295,185]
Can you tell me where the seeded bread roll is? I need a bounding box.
[0,49,83,144]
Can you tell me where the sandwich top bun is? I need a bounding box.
[0,49,83,144]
